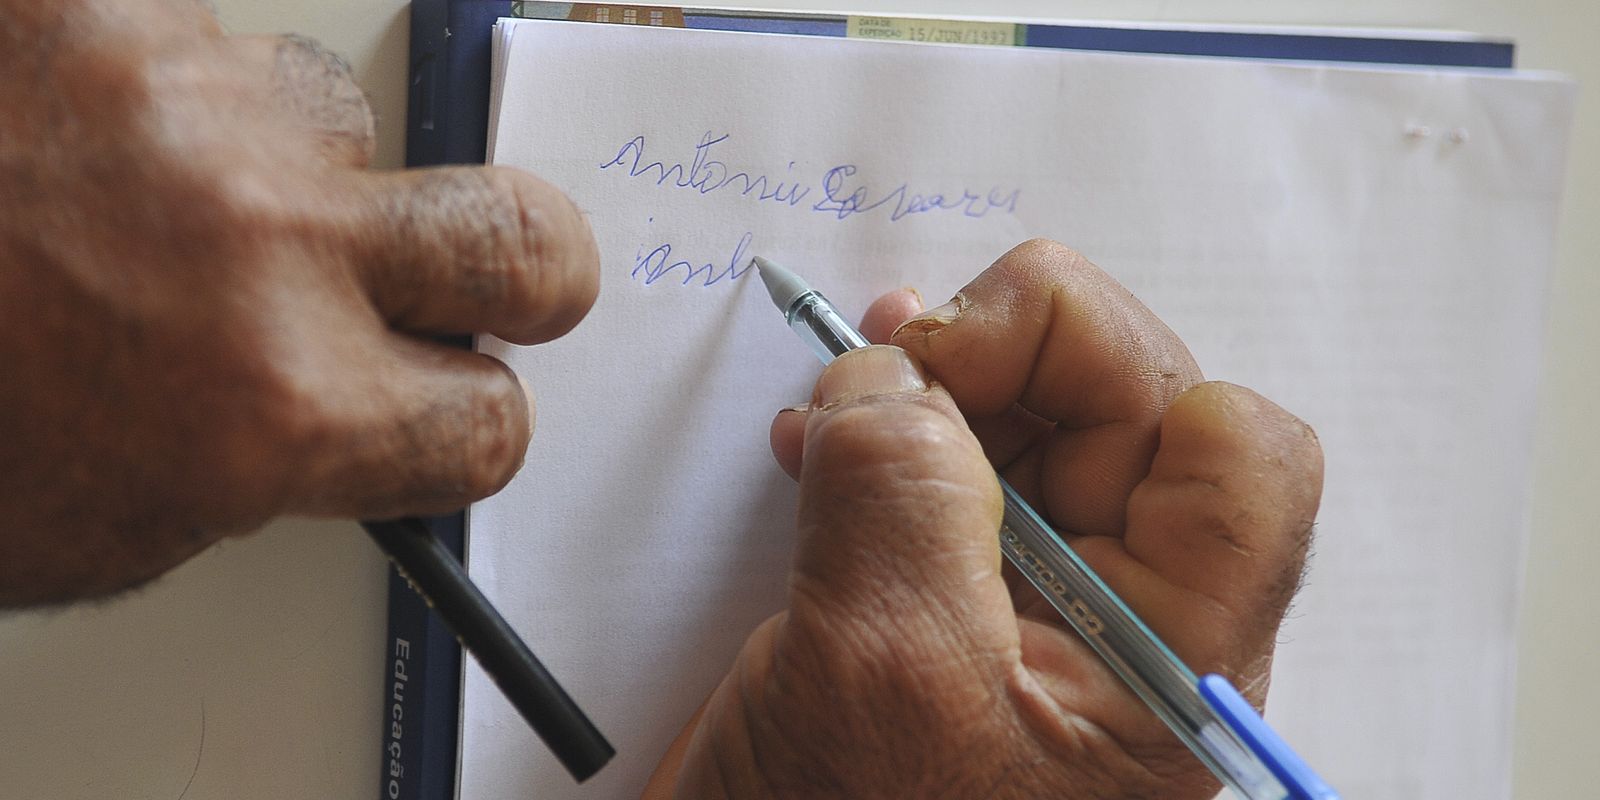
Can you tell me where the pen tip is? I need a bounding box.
[751,255,811,312]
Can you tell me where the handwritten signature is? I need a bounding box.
[632,231,755,287]
[599,132,1019,223]
[812,165,1019,222]
[602,133,811,207]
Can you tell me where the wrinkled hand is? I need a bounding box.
[0,0,598,605]
[646,240,1322,798]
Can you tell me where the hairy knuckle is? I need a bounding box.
[374,167,597,342]
[463,169,542,322]
[395,170,512,302]
[379,385,522,509]
[274,34,357,94]
[271,33,375,154]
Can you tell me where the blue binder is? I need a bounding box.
[384,4,1513,797]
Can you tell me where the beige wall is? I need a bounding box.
[1,2,1590,798]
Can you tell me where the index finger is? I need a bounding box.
[890,238,1202,538]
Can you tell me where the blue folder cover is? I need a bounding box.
[385,4,1513,797]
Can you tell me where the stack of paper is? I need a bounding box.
[469,18,1573,798]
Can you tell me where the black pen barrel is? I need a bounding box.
[362,518,615,782]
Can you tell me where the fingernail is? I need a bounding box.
[814,346,927,407]
[893,293,964,338]
[779,402,811,414]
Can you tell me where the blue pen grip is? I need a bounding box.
[1197,674,1340,800]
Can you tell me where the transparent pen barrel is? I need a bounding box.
[785,293,869,363]
[996,479,1286,799]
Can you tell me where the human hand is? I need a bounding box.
[0,0,598,606]
[645,240,1322,798]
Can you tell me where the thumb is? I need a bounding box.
[790,346,1012,650]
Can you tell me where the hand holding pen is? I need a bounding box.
[645,239,1326,799]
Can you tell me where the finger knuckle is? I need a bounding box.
[1203,381,1324,478]
[271,33,375,156]
[372,378,525,509]
[284,354,528,513]
[273,34,356,89]
[174,167,311,263]
[58,45,161,126]
[997,237,1088,279]
[814,402,944,464]
[209,166,294,227]
[808,400,982,491]
[81,43,230,134]
[411,168,571,342]
[190,349,325,516]
[386,169,508,304]
[975,237,1101,319]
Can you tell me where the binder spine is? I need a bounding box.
[377,512,470,800]
[383,3,509,798]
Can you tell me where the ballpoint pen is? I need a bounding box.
[752,255,1338,800]
[363,517,614,782]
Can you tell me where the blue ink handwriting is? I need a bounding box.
[601,132,811,207]
[811,165,1020,222]
[632,231,755,287]
[599,132,1019,224]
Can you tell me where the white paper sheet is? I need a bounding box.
[467,19,1574,798]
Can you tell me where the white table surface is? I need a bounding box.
[1,2,1594,798]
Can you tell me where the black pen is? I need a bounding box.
[361,517,614,782]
